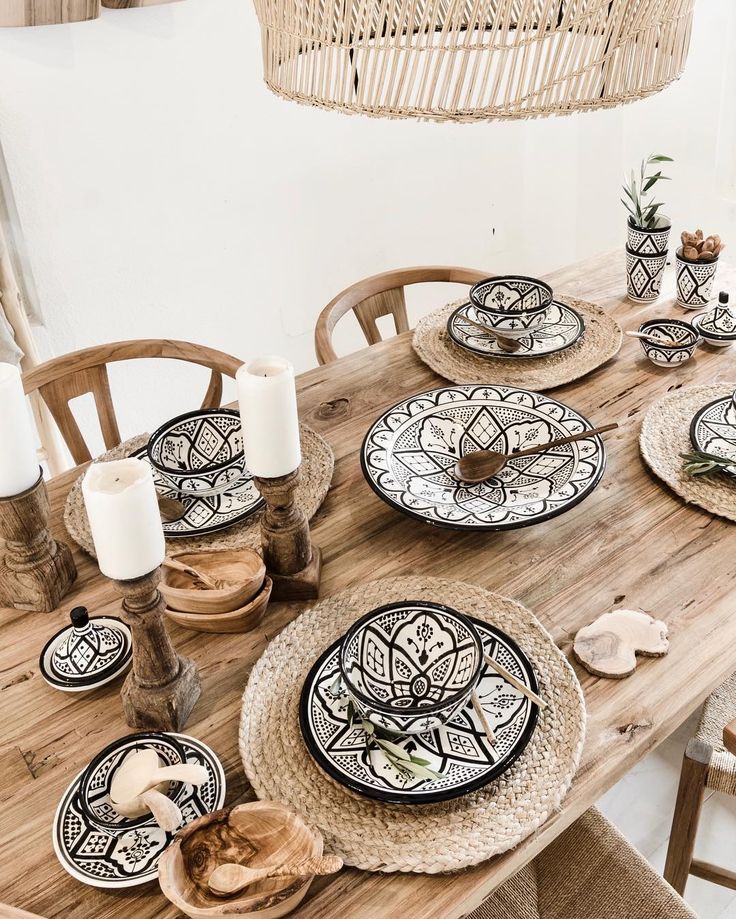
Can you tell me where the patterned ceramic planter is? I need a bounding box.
[625,248,668,303]
[627,219,671,256]
[675,248,719,309]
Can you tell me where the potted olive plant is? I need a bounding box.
[675,229,725,309]
[622,154,674,302]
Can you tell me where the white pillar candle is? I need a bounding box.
[236,356,301,478]
[0,362,39,497]
[82,458,166,581]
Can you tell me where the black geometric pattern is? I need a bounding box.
[470,277,551,313]
[675,256,718,308]
[53,735,225,888]
[360,385,606,531]
[448,301,584,359]
[625,250,667,301]
[626,224,670,256]
[690,395,736,476]
[341,602,482,734]
[300,618,539,804]
[637,320,698,366]
[40,617,132,691]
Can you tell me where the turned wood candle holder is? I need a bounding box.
[0,470,77,612]
[254,468,322,601]
[113,566,201,731]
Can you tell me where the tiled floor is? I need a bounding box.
[598,712,736,918]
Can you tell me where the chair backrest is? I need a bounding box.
[314,266,489,365]
[22,339,243,466]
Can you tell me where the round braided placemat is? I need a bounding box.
[640,382,736,522]
[239,576,586,873]
[63,424,334,556]
[412,296,622,391]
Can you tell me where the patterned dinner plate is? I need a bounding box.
[130,445,263,538]
[361,385,606,530]
[299,618,539,804]
[52,734,226,888]
[447,300,585,359]
[690,395,736,476]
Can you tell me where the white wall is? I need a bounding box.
[0,0,734,454]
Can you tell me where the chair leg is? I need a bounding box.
[664,738,712,895]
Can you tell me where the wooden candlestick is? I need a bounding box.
[0,471,77,612]
[254,468,322,601]
[113,567,201,731]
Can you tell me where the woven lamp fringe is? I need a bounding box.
[253,0,695,122]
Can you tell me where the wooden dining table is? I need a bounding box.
[2,249,736,919]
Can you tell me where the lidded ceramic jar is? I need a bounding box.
[693,292,736,347]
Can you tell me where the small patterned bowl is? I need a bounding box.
[638,319,700,367]
[148,408,245,496]
[469,275,554,340]
[77,732,188,835]
[339,601,483,735]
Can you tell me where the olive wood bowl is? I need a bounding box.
[161,549,266,614]
[164,578,272,634]
[158,801,324,919]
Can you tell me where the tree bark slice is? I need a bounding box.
[573,609,669,679]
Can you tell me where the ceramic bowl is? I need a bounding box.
[161,548,266,614]
[638,319,700,367]
[164,577,272,633]
[77,732,188,835]
[468,275,553,340]
[148,408,245,496]
[339,601,483,735]
[158,801,324,919]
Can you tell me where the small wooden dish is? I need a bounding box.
[164,578,272,633]
[158,801,324,919]
[161,549,266,614]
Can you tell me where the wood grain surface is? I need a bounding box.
[2,250,735,918]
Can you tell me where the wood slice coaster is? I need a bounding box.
[63,425,334,557]
[239,576,586,874]
[412,296,622,391]
[640,382,736,523]
[573,610,669,679]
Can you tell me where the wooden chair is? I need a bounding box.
[664,672,736,895]
[22,340,242,466]
[469,807,696,919]
[314,266,489,365]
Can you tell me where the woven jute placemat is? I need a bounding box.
[63,424,334,556]
[640,382,736,522]
[412,296,622,390]
[239,576,586,873]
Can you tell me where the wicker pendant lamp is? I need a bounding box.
[253,0,696,121]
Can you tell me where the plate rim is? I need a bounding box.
[299,616,539,805]
[360,384,607,532]
[690,395,736,477]
[446,300,585,359]
[51,733,226,889]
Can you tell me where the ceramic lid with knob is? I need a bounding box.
[694,291,736,341]
[39,607,133,692]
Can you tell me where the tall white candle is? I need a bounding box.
[82,458,166,581]
[236,356,301,478]
[0,362,39,497]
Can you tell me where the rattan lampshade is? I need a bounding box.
[253,0,695,122]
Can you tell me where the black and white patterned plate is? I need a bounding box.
[52,734,225,888]
[131,446,263,538]
[690,394,736,476]
[300,618,539,804]
[361,385,606,530]
[447,300,585,359]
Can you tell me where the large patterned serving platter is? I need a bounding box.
[52,734,225,888]
[300,618,539,804]
[447,300,585,359]
[361,385,606,531]
[690,395,736,476]
[130,446,263,538]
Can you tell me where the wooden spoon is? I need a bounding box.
[483,654,547,710]
[626,330,681,348]
[454,422,618,483]
[163,556,224,590]
[157,494,186,522]
[208,855,344,897]
[110,749,208,805]
[461,313,522,353]
[113,787,183,832]
[470,689,496,746]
